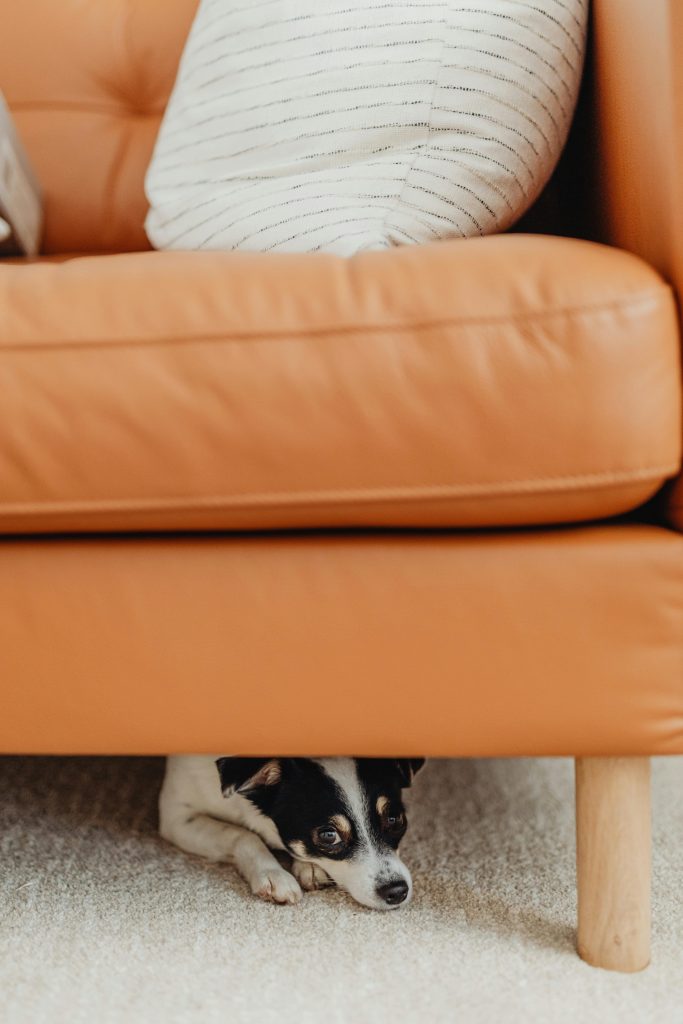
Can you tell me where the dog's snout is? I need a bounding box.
[376,879,409,906]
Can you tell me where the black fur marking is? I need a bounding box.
[214,756,425,866]
[215,757,275,794]
[354,759,413,850]
[221,758,359,860]
[395,759,426,788]
[355,758,425,790]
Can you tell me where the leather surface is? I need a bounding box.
[590,0,683,528]
[0,0,198,253]
[3,524,682,756]
[1,235,680,533]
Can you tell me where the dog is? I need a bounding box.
[159,756,425,910]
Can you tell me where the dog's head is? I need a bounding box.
[215,756,424,911]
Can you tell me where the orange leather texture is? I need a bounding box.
[590,0,683,528]
[3,525,682,756]
[0,0,198,254]
[1,235,680,533]
[1,1,682,761]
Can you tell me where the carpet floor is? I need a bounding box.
[1,755,681,1024]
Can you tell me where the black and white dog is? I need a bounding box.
[159,756,425,910]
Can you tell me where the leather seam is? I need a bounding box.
[0,463,677,518]
[0,288,670,353]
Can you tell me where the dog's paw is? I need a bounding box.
[291,859,334,891]
[249,866,303,905]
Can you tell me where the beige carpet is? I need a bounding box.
[1,756,681,1024]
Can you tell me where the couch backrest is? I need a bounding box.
[1,0,572,256]
[0,0,198,254]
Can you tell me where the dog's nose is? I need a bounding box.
[376,879,409,906]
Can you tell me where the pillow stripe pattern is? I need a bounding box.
[145,0,587,256]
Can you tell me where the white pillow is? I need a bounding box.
[145,0,587,256]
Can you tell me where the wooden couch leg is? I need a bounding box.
[575,757,651,972]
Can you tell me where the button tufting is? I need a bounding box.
[0,0,197,253]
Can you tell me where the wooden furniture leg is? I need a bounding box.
[575,757,651,971]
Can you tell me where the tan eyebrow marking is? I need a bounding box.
[330,814,352,842]
[376,796,390,816]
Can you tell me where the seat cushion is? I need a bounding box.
[2,525,683,755]
[0,234,680,533]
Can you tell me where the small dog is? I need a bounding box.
[159,756,424,910]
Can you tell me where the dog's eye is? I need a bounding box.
[384,812,406,834]
[314,827,341,849]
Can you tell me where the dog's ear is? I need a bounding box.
[394,759,425,788]
[215,757,283,796]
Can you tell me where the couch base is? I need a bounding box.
[2,523,682,756]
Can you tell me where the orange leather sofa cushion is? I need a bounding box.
[3,524,682,756]
[1,235,680,534]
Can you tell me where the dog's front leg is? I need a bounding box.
[160,810,303,905]
[290,859,335,891]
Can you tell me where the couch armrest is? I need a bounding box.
[590,0,683,285]
[589,0,683,528]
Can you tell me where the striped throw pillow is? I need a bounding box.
[145,0,587,256]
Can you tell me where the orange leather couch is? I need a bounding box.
[1,0,681,972]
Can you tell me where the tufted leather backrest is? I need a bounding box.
[0,0,198,253]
